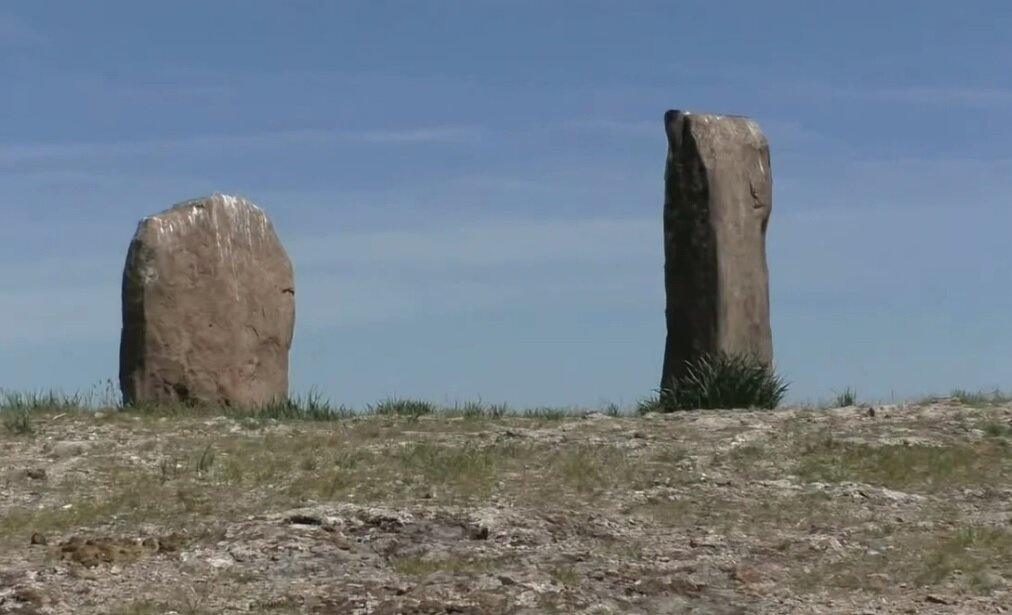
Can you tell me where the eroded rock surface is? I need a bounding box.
[118,193,295,406]
[661,109,774,388]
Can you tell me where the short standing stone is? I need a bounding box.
[119,193,296,406]
[660,109,773,389]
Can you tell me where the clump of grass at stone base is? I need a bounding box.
[638,352,789,413]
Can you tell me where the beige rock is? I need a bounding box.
[660,109,773,388]
[118,193,295,406]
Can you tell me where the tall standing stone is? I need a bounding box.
[119,193,296,406]
[660,109,773,389]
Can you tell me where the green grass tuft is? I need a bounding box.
[370,397,436,417]
[0,389,91,434]
[2,408,34,435]
[0,389,86,412]
[235,389,352,421]
[832,386,858,407]
[444,400,510,419]
[639,352,789,412]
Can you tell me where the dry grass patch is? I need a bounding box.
[107,598,216,615]
[0,471,186,548]
[2,408,35,435]
[3,418,664,543]
[980,419,1012,440]
[914,525,1012,588]
[949,389,1012,408]
[390,441,509,502]
[709,442,785,481]
[636,489,858,534]
[546,562,580,587]
[794,437,1011,492]
[392,553,507,577]
[545,444,641,494]
[799,524,1012,594]
[373,439,656,506]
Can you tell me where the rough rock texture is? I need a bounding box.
[661,109,773,389]
[118,193,295,406]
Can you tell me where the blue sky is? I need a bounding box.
[2,1,1012,407]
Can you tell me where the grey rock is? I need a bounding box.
[118,193,295,406]
[660,109,774,388]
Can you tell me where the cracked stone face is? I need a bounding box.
[118,193,296,406]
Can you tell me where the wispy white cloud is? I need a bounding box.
[0,286,118,344]
[856,85,1012,107]
[556,116,838,158]
[0,12,43,46]
[347,126,486,144]
[296,266,658,332]
[0,125,485,165]
[0,169,215,190]
[560,118,658,139]
[0,256,121,290]
[0,213,660,344]
[774,155,1012,216]
[779,80,1012,108]
[289,217,657,269]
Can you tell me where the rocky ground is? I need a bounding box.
[0,397,1010,614]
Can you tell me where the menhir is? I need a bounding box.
[119,193,296,406]
[660,109,774,389]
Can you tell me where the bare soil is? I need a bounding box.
[1,399,1010,614]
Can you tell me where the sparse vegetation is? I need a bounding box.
[981,419,1012,439]
[833,386,858,407]
[2,407,34,435]
[915,525,1012,587]
[0,383,609,423]
[949,388,1012,407]
[795,436,1009,492]
[393,554,505,576]
[0,391,72,435]
[453,399,509,419]
[1,388,1011,612]
[638,352,789,413]
[369,397,437,417]
[1,388,87,412]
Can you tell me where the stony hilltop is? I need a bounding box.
[1,397,1010,614]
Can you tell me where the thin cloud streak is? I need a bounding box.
[781,80,1012,108]
[348,126,486,144]
[850,85,1012,107]
[560,118,658,139]
[0,286,118,345]
[557,116,837,153]
[0,125,485,165]
[289,217,659,269]
[0,214,661,344]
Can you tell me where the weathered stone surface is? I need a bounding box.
[119,193,296,406]
[660,109,773,388]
